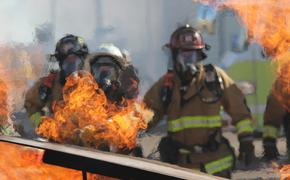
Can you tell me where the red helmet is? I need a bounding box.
[168,24,205,50]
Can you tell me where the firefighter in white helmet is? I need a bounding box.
[84,43,141,156]
[84,43,139,104]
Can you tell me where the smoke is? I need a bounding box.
[0,0,273,136]
[0,0,197,95]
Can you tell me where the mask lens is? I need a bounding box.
[175,50,199,81]
[177,50,199,65]
[91,60,118,90]
[60,40,81,58]
[60,42,74,55]
[61,54,83,77]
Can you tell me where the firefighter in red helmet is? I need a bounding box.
[144,25,255,178]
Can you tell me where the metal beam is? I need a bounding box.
[0,136,223,180]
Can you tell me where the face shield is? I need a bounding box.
[175,50,201,78]
[59,54,84,84]
[61,54,84,76]
[60,42,75,55]
[57,40,85,62]
[90,56,120,92]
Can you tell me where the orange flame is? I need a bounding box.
[37,71,153,150]
[279,164,290,180]
[0,79,8,128]
[193,0,290,111]
[0,44,45,112]
[0,141,117,180]
[0,44,45,134]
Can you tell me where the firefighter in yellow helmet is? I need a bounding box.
[263,83,290,160]
[144,25,255,178]
[24,34,89,128]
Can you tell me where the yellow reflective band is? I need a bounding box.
[236,119,254,134]
[30,112,42,127]
[263,125,278,139]
[0,125,15,136]
[204,155,233,175]
[179,148,191,154]
[77,37,85,45]
[168,115,221,132]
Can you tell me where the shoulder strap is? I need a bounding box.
[43,72,57,88]
[199,64,224,104]
[160,70,174,109]
[39,72,57,102]
[120,64,140,99]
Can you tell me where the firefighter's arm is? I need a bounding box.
[263,92,286,139]
[262,92,287,160]
[218,68,254,165]
[217,68,253,136]
[143,79,166,130]
[24,79,46,127]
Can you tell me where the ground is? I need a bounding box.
[140,131,289,180]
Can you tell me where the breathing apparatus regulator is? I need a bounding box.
[90,43,139,102]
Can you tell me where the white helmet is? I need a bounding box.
[91,43,129,69]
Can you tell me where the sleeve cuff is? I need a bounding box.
[263,125,278,139]
[236,118,254,135]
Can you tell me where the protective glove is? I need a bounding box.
[158,136,180,164]
[263,137,279,160]
[238,135,255,166]
[39,84,51,102]
[30,112,43,127]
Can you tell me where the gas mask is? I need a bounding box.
[175,50,202,83]
[60,54,84,85]
[90,56,122,101]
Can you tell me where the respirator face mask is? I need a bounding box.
[175,50,201,82]
[61,54,84,76]
[60,54,84,84]
[91,56,120,92]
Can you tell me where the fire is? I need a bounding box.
[0,141,117,180]
[0,141,80,180]
[0,79,8,128]
[277,163,290,180]
[37,71,153,150]
[273,53,290,111]
[0,44,46,135]
[0,44,45,114]
[193,0,290,111]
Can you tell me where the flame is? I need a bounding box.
[37,71,153,150]
[0,79,8,128]
[273,53,290,111]
[278,164,290,180]
[0,44,45,112]
[193,0,290,111]
[0,44,46,134]
[0,141,117,180]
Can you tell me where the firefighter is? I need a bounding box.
[24,34,89,127]
[144,25,255,178]
[84,43,141,156]
[84,43,139,104]
[263,88,290,160]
